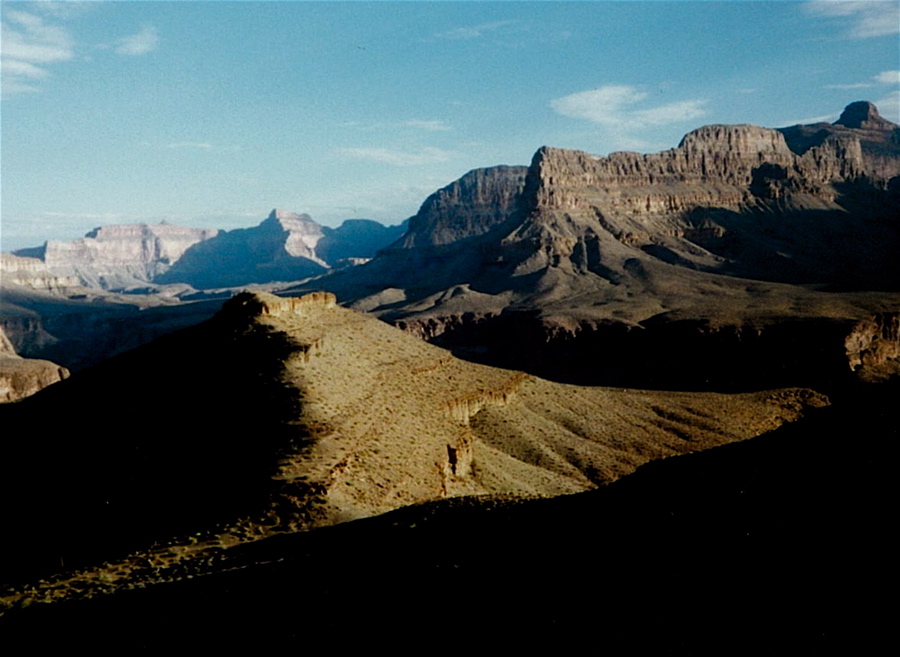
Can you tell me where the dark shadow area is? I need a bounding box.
[426,310,874,392]
[157,226,326,289]
[0,310,304,583]
[683,183,900,291]
[2,381,894,651]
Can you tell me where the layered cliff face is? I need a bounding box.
[291,102,900,388]
[397,165,528,248]
[25,222,220,289]
[0,254,81,292]
[780,101,900,182]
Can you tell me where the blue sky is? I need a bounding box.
[2,1,898,251]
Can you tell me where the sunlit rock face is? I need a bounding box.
[34,222,219,289]
[0,325,68,403]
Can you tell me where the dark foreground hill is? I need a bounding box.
[1,380,894,652]
[0,292,827,635]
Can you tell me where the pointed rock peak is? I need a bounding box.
[263,208,318,231]
[834,101,893,130]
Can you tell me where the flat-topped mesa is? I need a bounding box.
[45,222,219,267]
[13,221,220,289]
[527,121,868,213]
[222,291,338,320]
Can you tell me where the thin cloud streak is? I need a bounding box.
[777,113,838,127]
[341,147,456,167]
[404,119,452,132]
[805,1,900,38]
[823,70,900,91]
[551,85,709,151]
[435,20,518,41]
[166,142,215,151]
[825,82,873,89]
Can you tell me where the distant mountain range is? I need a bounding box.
[10,210,407,291]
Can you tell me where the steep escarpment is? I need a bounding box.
[290,102,899,388]
[780,101,900,182]
[0,291,824,595]
[417,309,900,390]
[397,165,528,248]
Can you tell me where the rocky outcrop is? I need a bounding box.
[397,165,528,248]
[779,101,900,183]
[834,100,897,132]
[0,326,69,402]
[226,290,338,319]
[845,313,900,378]
[0,254,80,292]
[522,121,869,222]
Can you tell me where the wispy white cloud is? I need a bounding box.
[435,20,518,41]
[805,1,900,38]
[116,25,159,56]
[1,9,74,95]
[825,82,873,89]
[824,69,900,90]
[873,70,900,85]
[341,146,456,167]
[550,85,708,148]
[403,119,451,132]
[633,99,708,126]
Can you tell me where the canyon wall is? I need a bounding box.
[36,222,219,289]
[397,165,528,248]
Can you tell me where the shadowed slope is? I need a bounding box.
[0,291,825,599]
[2,381,892,652]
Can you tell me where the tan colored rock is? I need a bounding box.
[0,326,68,402]
[0,254,80,291]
